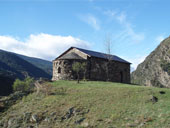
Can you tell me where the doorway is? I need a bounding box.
[120,71,123,83]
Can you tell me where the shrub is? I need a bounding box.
[12,77,34,92]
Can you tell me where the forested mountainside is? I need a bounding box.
[0,49,52,96]
[16,54,52,76]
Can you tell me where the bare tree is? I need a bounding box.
[104,34,113,81]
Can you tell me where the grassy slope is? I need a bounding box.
[1,81,170,128]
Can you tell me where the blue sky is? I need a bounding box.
[0,0,170,69]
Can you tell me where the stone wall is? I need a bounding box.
[52,59,87,81]
[89,57,130,83]
[52,56,130,83]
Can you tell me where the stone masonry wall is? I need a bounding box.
[52,56,130,83]
[52,59,87,81]
[89,57,130,83]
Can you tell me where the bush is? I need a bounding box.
[12,77,34,92]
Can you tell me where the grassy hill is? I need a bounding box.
[0,81,170,128]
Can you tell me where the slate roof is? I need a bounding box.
[73,47,131,64]
[56,47,131,64]
[59,52,84,60]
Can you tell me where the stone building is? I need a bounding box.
[52,47,131,83]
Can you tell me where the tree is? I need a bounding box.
[104,34,113,81]
[13,77,34,92]
[81,62,87,81]
[72,62,86,83]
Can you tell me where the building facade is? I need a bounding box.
[52,47,131,83]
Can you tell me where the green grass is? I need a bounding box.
[1,81,170,128]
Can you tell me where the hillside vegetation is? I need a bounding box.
[0,81,170,128]
[0,49,52,96]
[16,53,52,76]
[0,49,51,79]
[0,75,14,96]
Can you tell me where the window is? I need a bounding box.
[59,61,61,65]
[58,67,61,73]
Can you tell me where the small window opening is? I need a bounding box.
[55,62,58,66]
[58,67,61,73]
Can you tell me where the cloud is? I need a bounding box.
[0,33,90,61]
[104,10,117,17]
[116,12,126,24]
[79,14,100,30]
[116,12,145,44]
[103,10,145,44]
[125,55,146,70]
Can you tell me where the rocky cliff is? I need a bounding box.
[131,36,170,87]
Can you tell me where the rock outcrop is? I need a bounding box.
[131,36,170,87]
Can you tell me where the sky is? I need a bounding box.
[0,0,170,70]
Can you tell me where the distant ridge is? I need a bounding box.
[0,49,52,76]
[16,53,52,76]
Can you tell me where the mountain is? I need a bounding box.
[0,49,51,79]
[0,49,52,95]
[16,54,52,76]
[131,36,170,87]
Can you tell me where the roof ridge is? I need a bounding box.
[72,46,131,64]
[72,46,114,56]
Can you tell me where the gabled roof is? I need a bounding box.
[59,52,84,60]
[74,47,131,64]
[56,47,131,64]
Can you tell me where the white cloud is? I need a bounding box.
[103,10,145,44]
[125,24,145,43]
[104,10,117,17]
[79,14,100,30]
[116,12,145,44]
[116,12,126,24]
[0,33,90,61]
[126,55,146,70]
